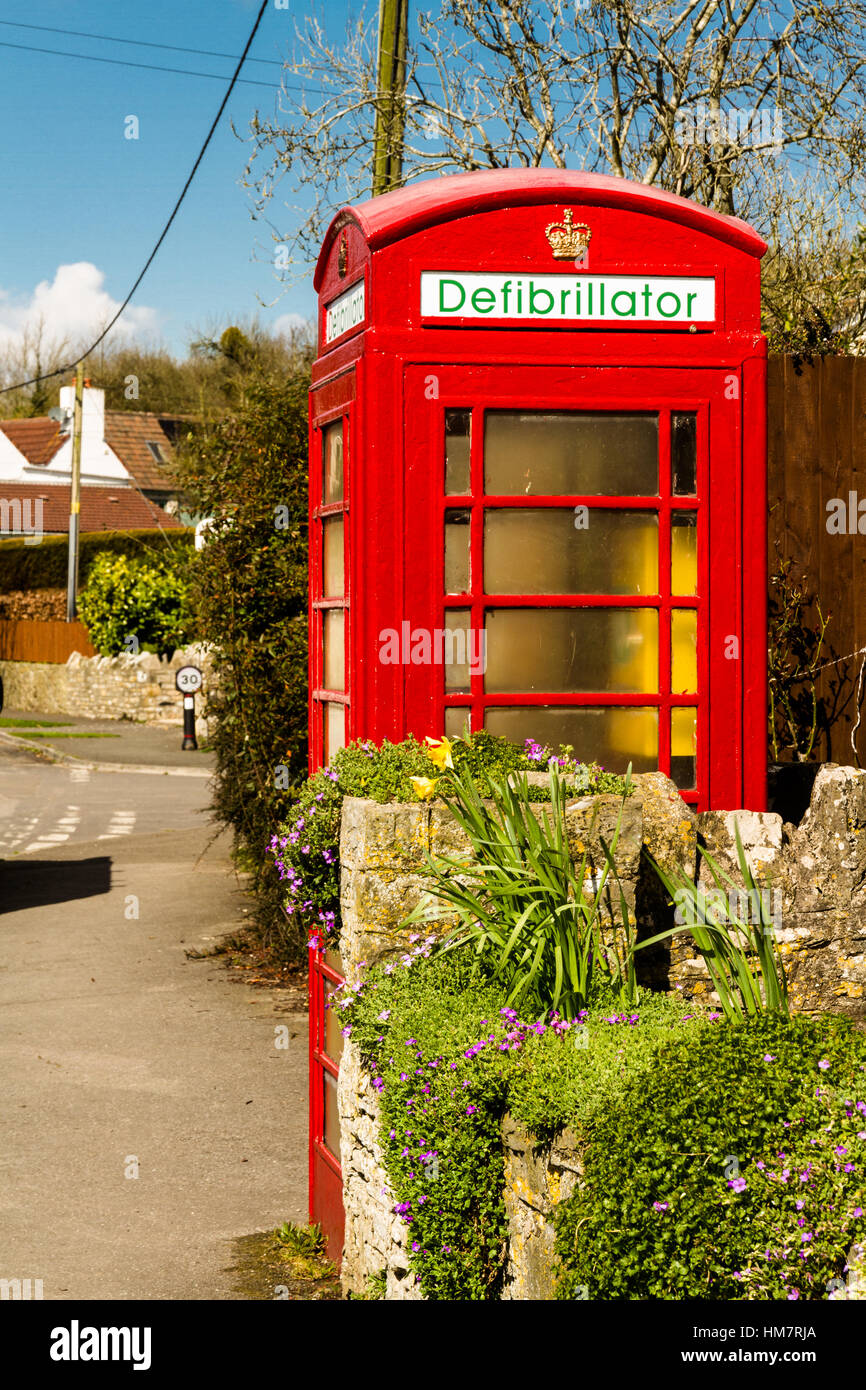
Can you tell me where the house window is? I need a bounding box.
[145,441,168,464]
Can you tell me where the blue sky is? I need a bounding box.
[0,0,364,360]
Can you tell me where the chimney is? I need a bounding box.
[58,383,105,447]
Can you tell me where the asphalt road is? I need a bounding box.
[0,738,307,1300]
[0,739,210,858]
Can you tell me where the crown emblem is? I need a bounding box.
[545,209,592,260]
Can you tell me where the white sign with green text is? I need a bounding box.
[420,272,715,324]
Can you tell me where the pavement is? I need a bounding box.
[0,708,216,776]
[0,726,307,1301]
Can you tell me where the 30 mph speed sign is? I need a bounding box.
[175,666,203,695]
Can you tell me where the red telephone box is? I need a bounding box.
[307,168,768,1255]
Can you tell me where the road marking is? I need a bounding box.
[98,809,137,840]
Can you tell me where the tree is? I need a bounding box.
[0,319,72,417]
[0,319,315,422]
[175,348,314,960]
[242,0,866,273]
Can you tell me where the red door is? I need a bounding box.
[308,382,354,1261]
[403,363,750,811]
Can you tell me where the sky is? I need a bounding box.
[0,0,366,364]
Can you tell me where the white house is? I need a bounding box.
[0,385,182,508]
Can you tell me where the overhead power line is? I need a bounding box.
[0,37,278,90]
[0,0,271,399]
[0,17,284,66]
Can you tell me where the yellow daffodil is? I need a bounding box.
[425,735,454,770]
[409,776,438,801]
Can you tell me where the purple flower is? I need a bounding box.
[818,1059,831,1071]
[466,1105,477,1116]
[653,1201,669,1212]
[728,1177,747,1194]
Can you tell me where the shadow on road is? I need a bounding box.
[0,856,112,914]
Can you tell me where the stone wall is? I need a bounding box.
[336,766,866,1299]
[0,643,214,728]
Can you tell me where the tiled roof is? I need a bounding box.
[1,418,65,465]
[0,483,183,533]
[0,409,180,493]
[104,411,177,492]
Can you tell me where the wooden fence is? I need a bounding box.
[0,619,96,664]
[768,355,866,765]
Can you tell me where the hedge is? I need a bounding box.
[0,528,195,594]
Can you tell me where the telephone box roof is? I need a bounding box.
[314,168,767,289]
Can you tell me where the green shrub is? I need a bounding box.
[343,949,866,1301]
[177,367,310,961]
[0,528,194,594]
[78,552,193,656]
[554,1013,866,1300]
[342,951,712,1300]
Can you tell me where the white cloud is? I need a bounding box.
[0,263,158,354]
[272,311,311,337]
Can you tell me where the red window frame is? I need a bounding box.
[310,405,351,770]
[404,364,741,808]
[308,388,354,1261]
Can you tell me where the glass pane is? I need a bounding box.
[445,409,471,494]
[671,512,697,595]
[484,705,658,773]
[444,707,471,737]
[323,609,345,691]
[671,707,697,790]
[323,1069,341,1159]
[324,979,345,1065]
[485,608,658,693]
[323,420,344,504]
[671,413,697,495]
[444,609,478,692]
[671,610,697,693]
[445,509,471,593]
[485,508,658,595]
[324,702,346,763]
[484,412,658,496]
[323,516,345,598]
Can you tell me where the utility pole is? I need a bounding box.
[372,0,409,196]
[65,363,84,622]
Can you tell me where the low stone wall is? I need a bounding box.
[338,1041,423,1300]
[0,644,214,728]
[337,765,866,1298]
